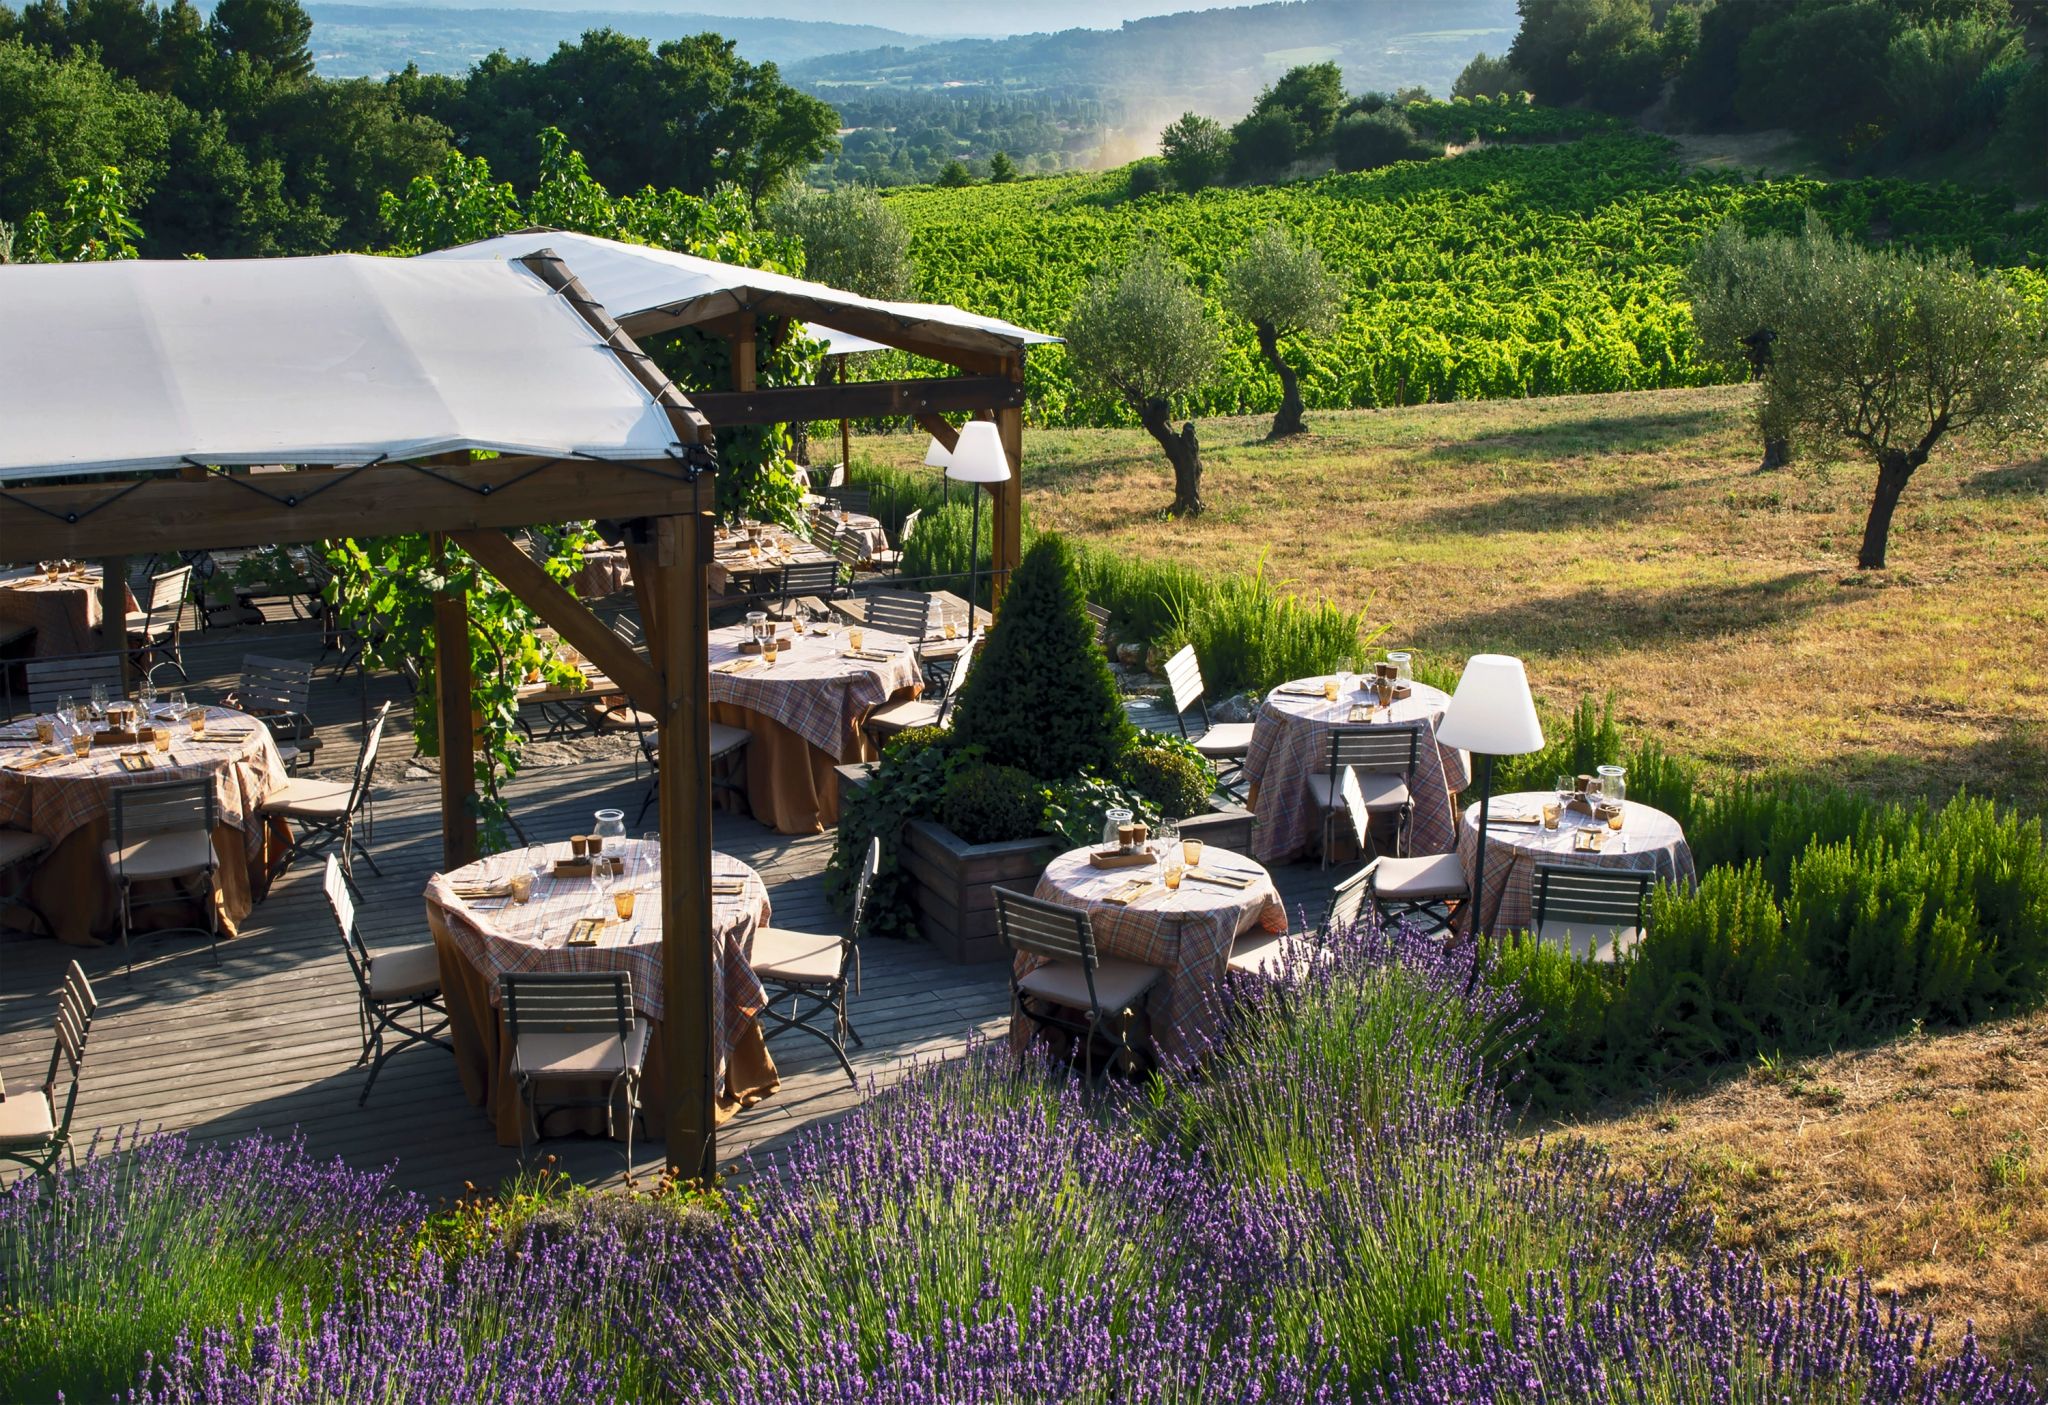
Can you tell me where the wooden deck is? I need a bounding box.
[0,620,1335,1197]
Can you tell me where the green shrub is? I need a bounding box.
[1487,937,1623,1112]
[1162,548,1381,696]
[897,500,998,604]
[881,724,951,763]
[1069,546,1204,646]
[1125,158,1171,198]
[936,760,1046,844]
[824,736,951,939]
[1117,736,1216,818]
[1041,772,1158,849]
[952,536,1134,778]
[846,460,948,540]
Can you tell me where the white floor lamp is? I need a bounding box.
[925,435,953,509]
[944,420,1012,618]
[1434,653,1545,986]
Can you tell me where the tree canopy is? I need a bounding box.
[1223,226,1345,438]
[767,183,912,300]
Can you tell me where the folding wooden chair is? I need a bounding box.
[106,779,219,976]
[1307,724,1419,868]
[1163,645,1252,798]
[501,971,649,1175]
[1530,863,1652,961]
[997,887,1164,1087]
[260,699,388,878]
[751,836,879,1086]
[0,962,97,1177]
[324,856,450,1105]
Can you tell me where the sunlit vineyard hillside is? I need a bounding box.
[885,129,2048,427]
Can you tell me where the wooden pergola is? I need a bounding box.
[0,251,737,1178]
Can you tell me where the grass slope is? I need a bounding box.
[861,384,2048,811]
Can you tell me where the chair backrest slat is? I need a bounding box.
[899,508,922,545]
[994,888,1096,969]
[1341,765,1371,849]
[830,529,865,573]
[820,486,871,516]
[111,779,215,849]
[1163,645,1205,719]
[1532,864,1652,931]
[849,835,883,941]
[865,592,932,641]
[1083,601,1111,651]
[502,972,634,1040]
[780,560,840,597]
[347,701,392,812]
[26,656,125,712]
[239,654,314,715]
[147,565,193,617]
[323,854,373,984]
[1325,724,1419,776]
[936,635,979,721]
[1326,865,1371,933]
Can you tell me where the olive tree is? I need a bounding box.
[1222,224,1344,439]
[767,183,912,300]
[1687,215,2046,569]
[1064,247,1221,516]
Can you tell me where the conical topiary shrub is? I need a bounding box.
[950,535,1133,779]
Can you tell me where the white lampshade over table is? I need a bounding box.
[923,437,954,470]
[1437,653,1544,756]
[944,420,1013,484]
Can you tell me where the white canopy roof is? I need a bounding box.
[0,254,689,481]
[420,229,1059,358]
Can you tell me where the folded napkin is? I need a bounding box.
[841,649,897,664]
[715,659,760,675]
[1184,867,1254,889]
[4,752,64,773]
[710,877,748,896]
[117,752,158,773]
[450,879,511,899]
[1484,803,1542,825]
[1102,880,1153,907]
[1276,684,1328,698]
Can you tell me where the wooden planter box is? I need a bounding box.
[898,818,1059,965]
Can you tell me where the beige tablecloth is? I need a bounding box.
[1022,844,1286,1066]
[1243,679,1467,866]
[425,845,778,1145]
[0,567,137,657]
[1457,792,1696,936]
[0,705,288,944]
[709,621,921,834]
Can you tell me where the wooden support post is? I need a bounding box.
[732,314,757,394]
[430,534,479,869]
[995,388,1025,613]
[838,357,851,473]
[653,511,717,1182]
[100,556,130,690]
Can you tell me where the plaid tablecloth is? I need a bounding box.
[0,704,287,851]
[709,621,920,762]
[1457,793,1696,936]
[425,845,770,1048]
[816,511,889,561]
[0,566,137,657]
[1022,844,1286,1066]
[1242,679,1468,866]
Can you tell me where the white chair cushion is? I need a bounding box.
[751,927,845,984]
[0,828,51,871]
[864,698,941,734]
[513,1019,650,1080]
[0,1089,55,1147]
[104,828,214,881]
[367,944,442,1002]
[1226,932,1287,975]
[260,776,351,819]
[1191,722,1254,757]
[708,723,752,758]
[595,706,657,732]
[1017,956,1163,1015]
[1535,918,1640,963]
[1306,769,1410,812]
[1374,852,1469,899]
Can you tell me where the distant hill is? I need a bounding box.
[306,4,930,77]
[790,0,1519,114]
[303,0,1261,37]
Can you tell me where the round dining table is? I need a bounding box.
[1456,791,1697,937]
[1024,842,1287,1066]
[1241,676,1469,866]
[425,842,780,1146]
[709,619,922,834]
[0,703,288,945]
[0,564,137,657]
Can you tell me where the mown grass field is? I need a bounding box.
[866,383,2048,812]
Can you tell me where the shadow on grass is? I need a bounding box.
[1761,723,2048,818]
[1414,483,1681,535]
[1958,457,2048,500]
[1422,406,1731,465]
[1418,569,1830,656]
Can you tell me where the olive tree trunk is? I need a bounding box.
[1857,449,1918,569]
[1255,321,1307,439]
[1139,397,1204,516]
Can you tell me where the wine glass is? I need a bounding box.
[589,852,616,912]
[526,843,549,888]
[89,683,108,719]
[1155,818,1179,861]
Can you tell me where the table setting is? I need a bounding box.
[708,522,833,596]
[1024,821,1287,1065]
[424,814,780,1143]
[708,614,923,833]
[1241,654,1470,866]
[0,693,288,944]
[1455,766,1696,936]
[0,561,138,657]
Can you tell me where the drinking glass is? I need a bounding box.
[42,561,59,582]
[942,613,958,641]
[509,872,535,905]
[34,718,55,746]
[188,709,206,737]
[848,627,865,653]
[151,727,170,754]
[1155,818,1179,860]
[589,853,615,908]
[526,844,550,885]
[1182,837,1205,868]
[1163,863,1185,891]
[612,887,637,921]
[70,732,91,759]
[1540,800,1560,830]
[89,683,108,718]
[1556,773,1573,801]
[1322,678,1339,702]
[762,636,778,666]
[168,691,187,717]
[56,696,74,728]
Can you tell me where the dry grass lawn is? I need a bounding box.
[867,384,2048,811]
[1560,1015,2048,1372]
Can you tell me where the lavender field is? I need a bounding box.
[4,923,2038,1403]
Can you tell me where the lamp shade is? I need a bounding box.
[923,436,953,470]
[1435,654,1545,756]
[944,420,1012,483]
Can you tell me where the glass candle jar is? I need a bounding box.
[1386,651,1413,684]
[1102,807,1133,848]
[1596,764,1627,811]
